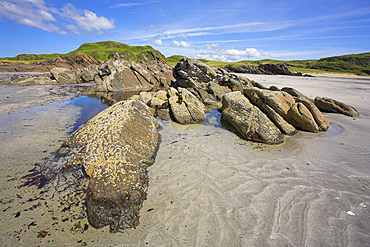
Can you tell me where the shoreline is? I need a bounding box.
[0,75,369,246]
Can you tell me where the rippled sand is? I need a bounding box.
[0,75,369,246]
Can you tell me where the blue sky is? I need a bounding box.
[0,0,369,61]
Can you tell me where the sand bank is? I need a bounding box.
[0,75,369,246]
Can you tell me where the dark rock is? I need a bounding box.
[221,91,284,144]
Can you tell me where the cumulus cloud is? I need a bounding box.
[152,39,163,46]
[171,40,194,48]
[0,0,115,35]
[196,48,270,62]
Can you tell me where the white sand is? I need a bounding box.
[0,74,369,246]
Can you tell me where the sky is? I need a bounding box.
[0,0,370,61]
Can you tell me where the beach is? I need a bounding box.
[0,74,369,246]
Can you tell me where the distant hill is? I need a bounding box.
[0,41,166,64]
[166,53,370,76]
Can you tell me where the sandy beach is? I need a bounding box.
[0,74,369,246]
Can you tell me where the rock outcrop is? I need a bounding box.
[0,52,101,72]
[52,100,160,232]
[225,63,304,76]
[221,91,284,144]
[92,59,174,91]
[314,97,359,118]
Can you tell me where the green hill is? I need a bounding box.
[185,53,370,76]
[0,41,165,64]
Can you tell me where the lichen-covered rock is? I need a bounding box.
[168,87,206,124]
[314,97,359,118]
[244,87,296,117]
[296,97,330,130]
[66,100,160,231]
[221,91,284,144]
[282,87,308,98]
[259,103,297,135]
[208,82,232,100]
[287,102,319,132]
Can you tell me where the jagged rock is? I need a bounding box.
[173,57,217,87]
[79,65,99,82]
[287,102,319,132]
[226,63,302,76]
[207,82,232,100]
[64,100,160,231]
[139,92,156,105]
[179,88,206,122]
[50,67,77,84]
[218,75,244,91]
[95,60,141,91]
[221,91,284,144]
[296,97,330,130]
[168,87,206,124]
[314,97,359,117]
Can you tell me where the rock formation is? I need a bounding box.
[38,100,160,232]
[0,52,101,72]
[225,63,304,76]
[314,97,360,118]
[221,91,284,144]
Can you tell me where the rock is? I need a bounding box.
[51,67,77,84]
[168,87,206,124]
[218,75,244,91]
[10,73,56,85]
[95,60,141,91]
[173,57,217,87]
[66,100,160,231]
[221,91,284,144]
[244,87,296,117]
[296,97,330,130]
[179,88,206,122]
[287,102,319,132]
[139,92,156,105]
[207,82,232,100]
[314,97,359,117]
[79,65,99,82]
[259,104,297,135]
[281,87,308,98]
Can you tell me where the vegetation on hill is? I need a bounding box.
[1,43,369,76]
[0,41,165,64]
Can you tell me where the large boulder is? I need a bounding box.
[314,97,359,118]
[173,57,218,88]
[287,102,319,132]
[296,97,330,131]
[51,67,77,84]
[221,91,284,144]
[168,87,206,124]
[64,100,160,231]
[244,87,296,117]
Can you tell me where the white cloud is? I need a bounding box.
[152,39,163,46]
[171,40,195,48]
[205,43,218,50]
[196,48,270,62]
[0,0,115,35]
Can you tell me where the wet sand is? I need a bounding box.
[0,75,369,246]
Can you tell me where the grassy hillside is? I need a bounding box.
[0,41,165,64]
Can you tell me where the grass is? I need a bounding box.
[0,41,165,64]
[1,43,369,76]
